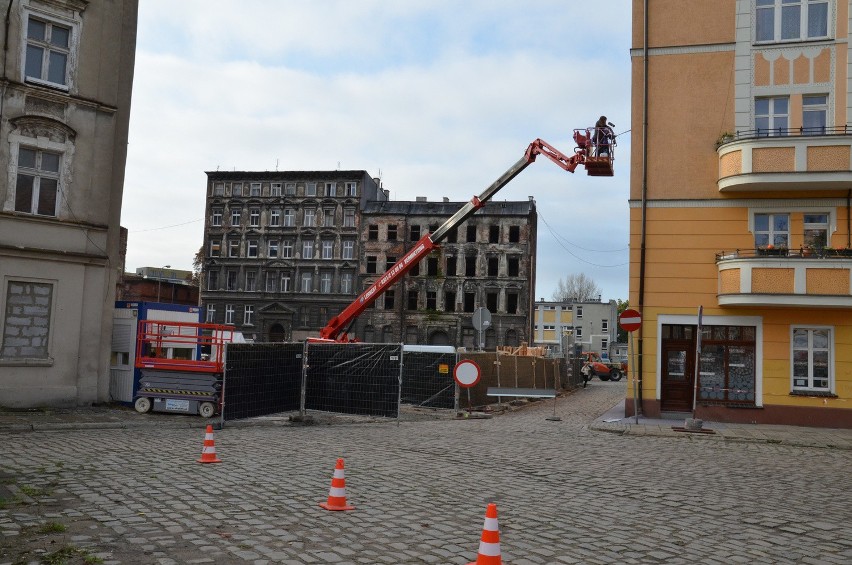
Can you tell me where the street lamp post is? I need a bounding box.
[157,265,171,303]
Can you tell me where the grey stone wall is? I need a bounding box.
[1,281,52,359]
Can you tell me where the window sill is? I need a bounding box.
[0,357,55,367]
[790,390,836,398]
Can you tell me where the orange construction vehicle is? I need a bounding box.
[579,351,626,384]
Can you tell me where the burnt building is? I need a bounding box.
[201,171,384,341]
[354,196,537,348]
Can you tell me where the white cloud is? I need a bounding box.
[123,1,633,301]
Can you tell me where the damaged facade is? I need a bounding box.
[201,174,537,347]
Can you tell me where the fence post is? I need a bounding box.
[219,342,228,429]
[397,343,404,426]
[494,351,501,409]
[299,340,309,418]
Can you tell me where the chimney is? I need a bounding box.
[416,196,427,202]
[443,197,449,203]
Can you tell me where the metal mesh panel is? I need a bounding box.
[400,350,457,408]
[305,342,401,417]
[222,342,303,421]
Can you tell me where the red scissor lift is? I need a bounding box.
[133,320,237,418]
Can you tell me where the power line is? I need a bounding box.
[538,211,628,268]
[130,218,203,233]
[538,211,628,252]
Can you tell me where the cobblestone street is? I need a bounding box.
[2,381,851,564]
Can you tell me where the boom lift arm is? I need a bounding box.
[319,132,614,341]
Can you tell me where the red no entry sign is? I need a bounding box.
[453,360,481,388]
[619,309,641,332]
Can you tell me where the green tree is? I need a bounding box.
[191,246,203,286]
[615,298,629,343]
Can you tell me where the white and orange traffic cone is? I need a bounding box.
[468,503,502,565]
[197,424,222,464]
[319,458,354,511]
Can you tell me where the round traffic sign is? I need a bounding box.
[619,309,641,332]
[453,359,481,388]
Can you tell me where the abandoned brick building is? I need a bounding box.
[201,171,536,347]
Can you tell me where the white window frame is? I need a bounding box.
[320,272,332,293]
[283,208,294,227]
[324,182,335,196]
[212,208,222,226]
[206,305,216,323]
[213,183,225,196]
[247,239,258,258]
[791,325,833,392]
[231,208,241,226]
[755,96,789,135]
[225,304,234,324]
[267,240,279,258]
[209,239,221,257]
[752,212,790,249]
[301,272,313,293]
[755,0,830,44]
[341,272,353,294]
[285,183,296,195]
[245,271,256,291]
[306,182,317,197]
[282,239,294,258]
[231,183,242,197]
[302,240,314,259]
[228,240,240,258]
[270,183,282,196]
[304,208,316,227]
[250,183,261,197]
[280,273,291,292]
[322,240,334,259]
[342,240,354,260]
[249,208,260,227]
[244,305,254,326]
[345,181,357,196]
[265,273,276,292]
[22,10,78,90]
[13,146,61,217]
[802,94,828,133]
[343,208,355,227]
[323,208,335,227]
[270,209,280,226]
[207,271,219,291]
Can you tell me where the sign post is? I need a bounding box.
[619,308,642,424]
[472,308,492,351]
[692,305,703,419]
[454,359,482,416]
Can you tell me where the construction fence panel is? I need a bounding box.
[305,342,401,418]
[458,352,562,407]
[222,342,303,421]
[400,348,457,409]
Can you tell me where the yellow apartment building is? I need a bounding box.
[629,0,852,427]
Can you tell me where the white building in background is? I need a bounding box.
[533,298,619,357]
[0,0,138,407]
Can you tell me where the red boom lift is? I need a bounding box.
[318,128,615,342]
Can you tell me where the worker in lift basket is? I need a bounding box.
[594,115,614,156]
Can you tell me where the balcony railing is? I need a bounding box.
[716,127,852,192]
[716,247,852,261]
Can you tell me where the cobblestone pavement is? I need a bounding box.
[2,381,851,564]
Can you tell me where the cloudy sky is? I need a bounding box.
[122,1,633,302]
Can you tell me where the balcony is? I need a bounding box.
[716,248,852,307]
[717,128,852,192]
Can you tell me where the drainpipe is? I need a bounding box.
[847,190,851,249]
[636,0,650,413]
[1,0,15,125]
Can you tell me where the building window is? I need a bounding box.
[410,262,420,276]
[341,272,353,293]
[249,209,260,227]
[447,228,458,244]
[270,209,280,226]
[465,256,477,277]
[463,292,475,312]
[509,225,520,243]
[366,255,377,274]
[232,183,242,197]
[345,181,357,196]
[25,16,71,87]
[323,208,335,227]
[756,0,829,43]
[231,208,241,226]
[271,183,282,196]
[489,225,499,243]
[803,94,828,134]
[306,182,317,197]
[407,290,418,310]
[268,240,279,258]
[282,239,293,258]
[3,280,54,359]
[410,225,420,241]
[324,182,335,196]
[210,239,221,257]
[15,147,60,216]
[446,256,457,277]
[426,291,437,310]
[244,305,254,325]
[245,271,256,291]
[342,240,354,259]
[792,327,831,391]
[602,338,608,351]
[385,290,395,310]
[281,273,291,292]
[265,273,276,292]
[281,208,293,227]
[803,214,829,249]
[300,272,313,292]
[575,327,582,339]
[225,304,234,324]
[602,319,609,332]
[226,270,238,291]
[507,293,518,314]
[755,96,789,136]
[322,240,333,259]
[386,256,396,272]
[302,240,314,259]
[207,271,219,291]
[487,257,498,277]
[206,304,216,323]
[247,240,258,258]
[343,208,355,227]
[387,225,397,241]
[250,183,261,197]
[486,292,498,312]
[427,257,438,276]
[213,183,224,196]
[285,183,296,195]
[444,291,456,312]
[320,272,332,293]
[368,225,379,240]
[466,225,477,242]
[212,208,223,226]
[577,307,583,319]
[694,325,757,404]
[508,257,519,277]
[754,213,789,249]
[304,209,316,227]
[228,240,240,258]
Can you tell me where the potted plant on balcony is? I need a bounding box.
[757,244,786,257]
[715,131,735,149]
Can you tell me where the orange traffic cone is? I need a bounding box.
[319,458,354,511]
[468,503,502,565]
[197,424,222,464]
